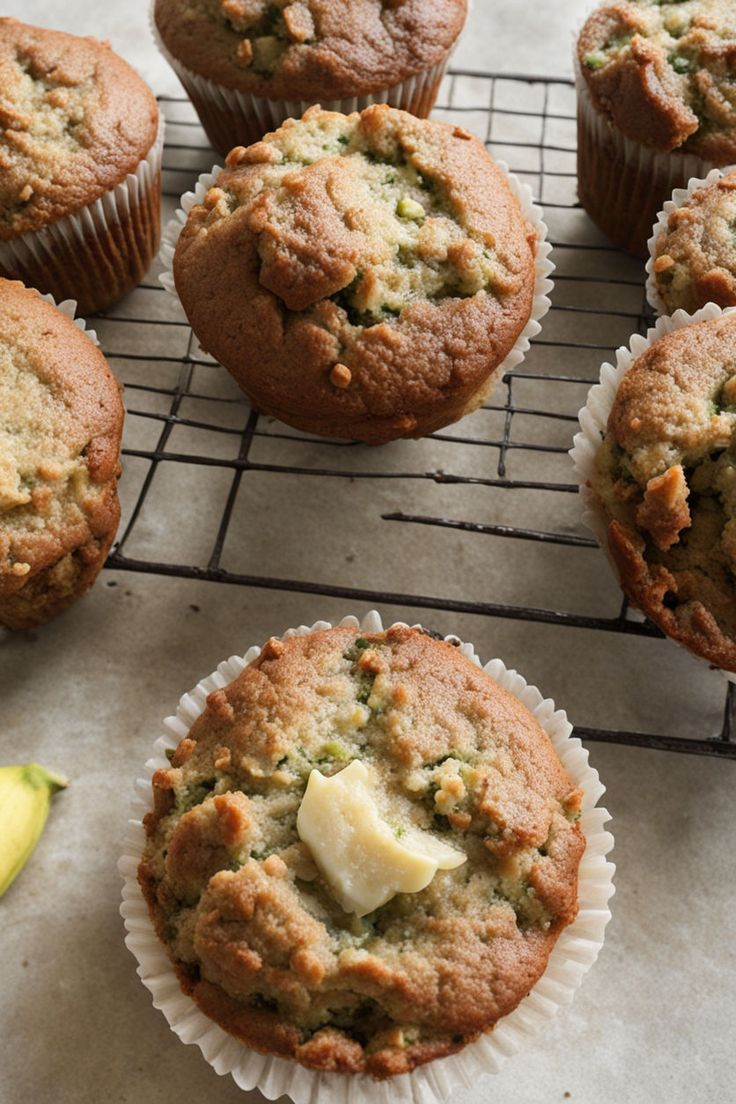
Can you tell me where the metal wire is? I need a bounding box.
[98,70,736,758]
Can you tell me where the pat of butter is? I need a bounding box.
[296,760,466,917]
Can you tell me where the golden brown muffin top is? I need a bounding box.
[0,279,123,587]
[173,104,536,444]
[139,626,584,1078]
[154,0,466,99]
[578,1,736,161]
[0,19,159,240]
[652,170,736,313]
[592,311,736,670]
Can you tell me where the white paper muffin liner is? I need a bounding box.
[119,609,614,1104]
[34,289,100,348]
[0,114,164,315]
[575,67,716,256]
[570,303,736,681]
[645,166,736,315]
[159,158,554,394]
[150,0,458,156]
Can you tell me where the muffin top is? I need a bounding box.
[138,625,584,1077]
[0,19,159,240]
[154,0,466,100]
[173,104,536,443]
[651,170,736,313]
[592,311,736,670]
[578,1,736,161]
[0,279,123,590]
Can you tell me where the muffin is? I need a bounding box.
[583,309,736,672]
[0,279,124,630]
[576,0,736,257]
[152,0,467,156]
[170,104,543,444]
[137,624,586,1078]
[0,19,162,315]
[648,168,736,314]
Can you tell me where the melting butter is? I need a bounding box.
[296,759,466,917]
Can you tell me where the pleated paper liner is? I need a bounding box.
[575,65,716,258]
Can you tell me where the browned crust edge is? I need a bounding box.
[0,280,124,626]
[0,505,119,630]
[139,839,578,1078]
[651,171,736,314]
[608,519,736,672]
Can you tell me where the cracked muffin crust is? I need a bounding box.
[576,1,736,256]
[153,0,466,154]
[173,104,538,444]
[651,169,736,314]
[591,311,736,671]
[0,279,123,630]
[0,19,161,313]
[154,0,466,101]
[138,625,585,1078]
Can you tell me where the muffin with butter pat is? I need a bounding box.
[138,625,585,1078]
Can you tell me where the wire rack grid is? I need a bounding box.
[95,69,736,759]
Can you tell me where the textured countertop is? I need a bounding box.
[2,3,735,1104]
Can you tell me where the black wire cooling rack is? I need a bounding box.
[95,70,736,759]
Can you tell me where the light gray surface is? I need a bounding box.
[1,3,735,1104]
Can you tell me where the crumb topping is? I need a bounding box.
[221,0,316,70]
[203,107,511,323]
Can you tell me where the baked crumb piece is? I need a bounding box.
[330,363,352,389]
